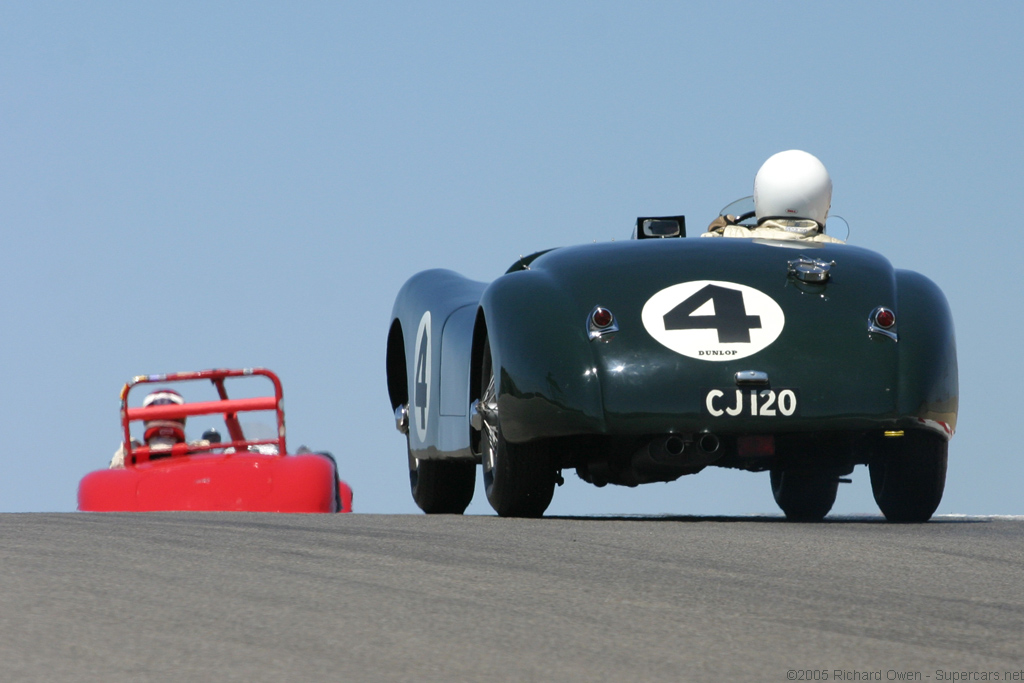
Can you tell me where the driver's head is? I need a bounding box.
[142,389,186,447]
[753,150,832,228]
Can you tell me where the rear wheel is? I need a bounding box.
[770,468,839,521]
[869,431,947,523]
[478,337,556,517]
[408,444,476,514]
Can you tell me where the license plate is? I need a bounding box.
[702,388,799,417]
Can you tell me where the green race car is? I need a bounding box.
[386,200,957,521]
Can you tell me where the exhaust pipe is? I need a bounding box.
[697,432,720,454]
[623,433,724,485]
[645,434,690,463]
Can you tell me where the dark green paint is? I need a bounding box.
[480,238,956,443]
[389,237,957,462]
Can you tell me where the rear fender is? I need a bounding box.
[390,269,486,459]
[895,270,958,438]
[480,270,606,443]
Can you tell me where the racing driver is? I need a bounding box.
[109,389,194,468]
[704,149,844,244]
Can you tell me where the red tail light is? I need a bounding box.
[592,307,613,329]
[588,306,619,340]
[874,308,895,328]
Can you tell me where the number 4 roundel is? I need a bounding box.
[413,311,432,441]
[641,280,785,361]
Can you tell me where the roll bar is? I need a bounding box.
[120,368,286,464]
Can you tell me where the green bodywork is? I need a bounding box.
[481,238,957,445]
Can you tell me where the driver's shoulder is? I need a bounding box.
[702,225,755,238]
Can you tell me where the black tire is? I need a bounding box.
[479,337,556,518]
[408,442,476,515]
[770,468,839,521]
[869,431,947,523]
[484,425,556,518]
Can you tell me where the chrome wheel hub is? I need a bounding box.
[474,371,499,475]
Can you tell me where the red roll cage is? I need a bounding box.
[120,368,287,464]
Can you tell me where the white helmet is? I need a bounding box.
[753,150,832,227]
[142,389,186,444]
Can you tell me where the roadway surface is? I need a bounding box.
[1,513,1022,682]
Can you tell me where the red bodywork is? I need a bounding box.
[78,368,353,513]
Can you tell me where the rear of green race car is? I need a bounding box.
[480,237,956,521]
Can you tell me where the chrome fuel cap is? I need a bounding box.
[788,256,835,283]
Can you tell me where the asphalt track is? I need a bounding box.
[2,513,1022,682]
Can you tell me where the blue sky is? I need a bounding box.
[2,2,1022,515]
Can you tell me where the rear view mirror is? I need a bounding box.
[634,215,686,239]
[643,219,680,237]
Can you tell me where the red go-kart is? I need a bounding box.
[79,368,353,512]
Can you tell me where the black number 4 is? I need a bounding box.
[663,284,761,343]
[415,326,429,422]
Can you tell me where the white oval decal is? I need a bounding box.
[413,311,432,441]
[641,280,784,361]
